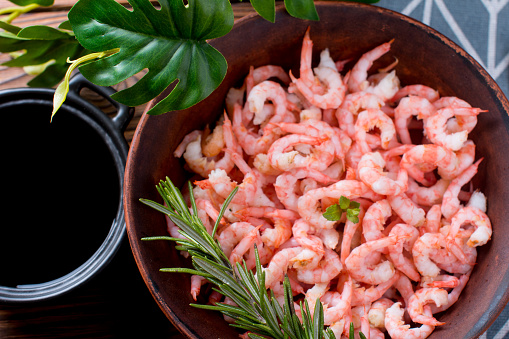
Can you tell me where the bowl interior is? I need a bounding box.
[124,2,509,338]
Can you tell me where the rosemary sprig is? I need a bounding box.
[140,177,364,338]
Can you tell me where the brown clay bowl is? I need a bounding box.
[124,2,509,338]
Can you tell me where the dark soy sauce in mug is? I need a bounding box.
[0,103,119,287]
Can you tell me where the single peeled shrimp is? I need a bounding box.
[355,108,396,154]
[368,297,394,330]
[407,287,448,326]
[290,29,346,109]
[201,123,225,157]
[351,271,401,307]
[388,223,421,282]
[394,96,436,144]
[267,133,330,172]
[274,168,334,211]
[361,199,392,242]
[217,222,257,257]
[399,144,459,183]
[390,84,440,104]
[190,275,207,301]
[202,168,258,207]
[433,96,480,134]
[263,246,304,288]
[364,69,401,102]
[292,218,325,256]
[412,232,455,278]
[424,107,484,151]
[447,205,492,248]
[296,248,343,284]
[179,132,233,178]
[347,40,393,93]
[345,235,399,285]
[252,64,291,86]
[388,193,426,227]
[247,80,290,126]
[321,276,353,326]
[357,151,408,196]
[406,177,450,207]
[429,273,470,313]
[385,302,435,339]
[336,91,385,138]
[441,159,482,221]
[229,226,261,266]
[260,213,293,249]
[421,204,442,234]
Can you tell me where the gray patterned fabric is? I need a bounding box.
[374,1,509,338]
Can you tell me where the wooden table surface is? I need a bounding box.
[0,1,255,338]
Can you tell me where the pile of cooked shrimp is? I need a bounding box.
[171,28,492,339]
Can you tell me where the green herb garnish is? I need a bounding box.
[323,196,361,224]
[140,177,367,338]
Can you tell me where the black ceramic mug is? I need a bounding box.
[0,73,133,302]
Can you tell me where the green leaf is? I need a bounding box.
[58,20,73,31]
[323,204,342,221]
[349,200,361,209]
[284,0,319,21]
[6,0,53,5]
[52,49,118,119]
[0,21,21,35]
[0,24,86,88]
[312,299,324,339]
[346,210,359,224]
[339,196,351,210]
[250,0,275,23]
[17,25,73,40]
[68,0,234,115]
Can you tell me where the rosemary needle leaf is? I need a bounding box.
[159,267,213,280]
[216,284,258,317]
[139,198,172,215]
[192,303,257,322]
[259,292,280,335]
[141,235,174,241]
[213,186,238,237]
[282,278,301,338]
[235,263,262,305]
[313,299,325,339]
[192,257,238,286]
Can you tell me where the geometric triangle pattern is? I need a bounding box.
[378,0,509,97]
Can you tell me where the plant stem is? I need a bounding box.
[0,4,40,24]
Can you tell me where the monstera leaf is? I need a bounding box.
[68,0,234,115]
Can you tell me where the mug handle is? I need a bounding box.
[67,72,134,132]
